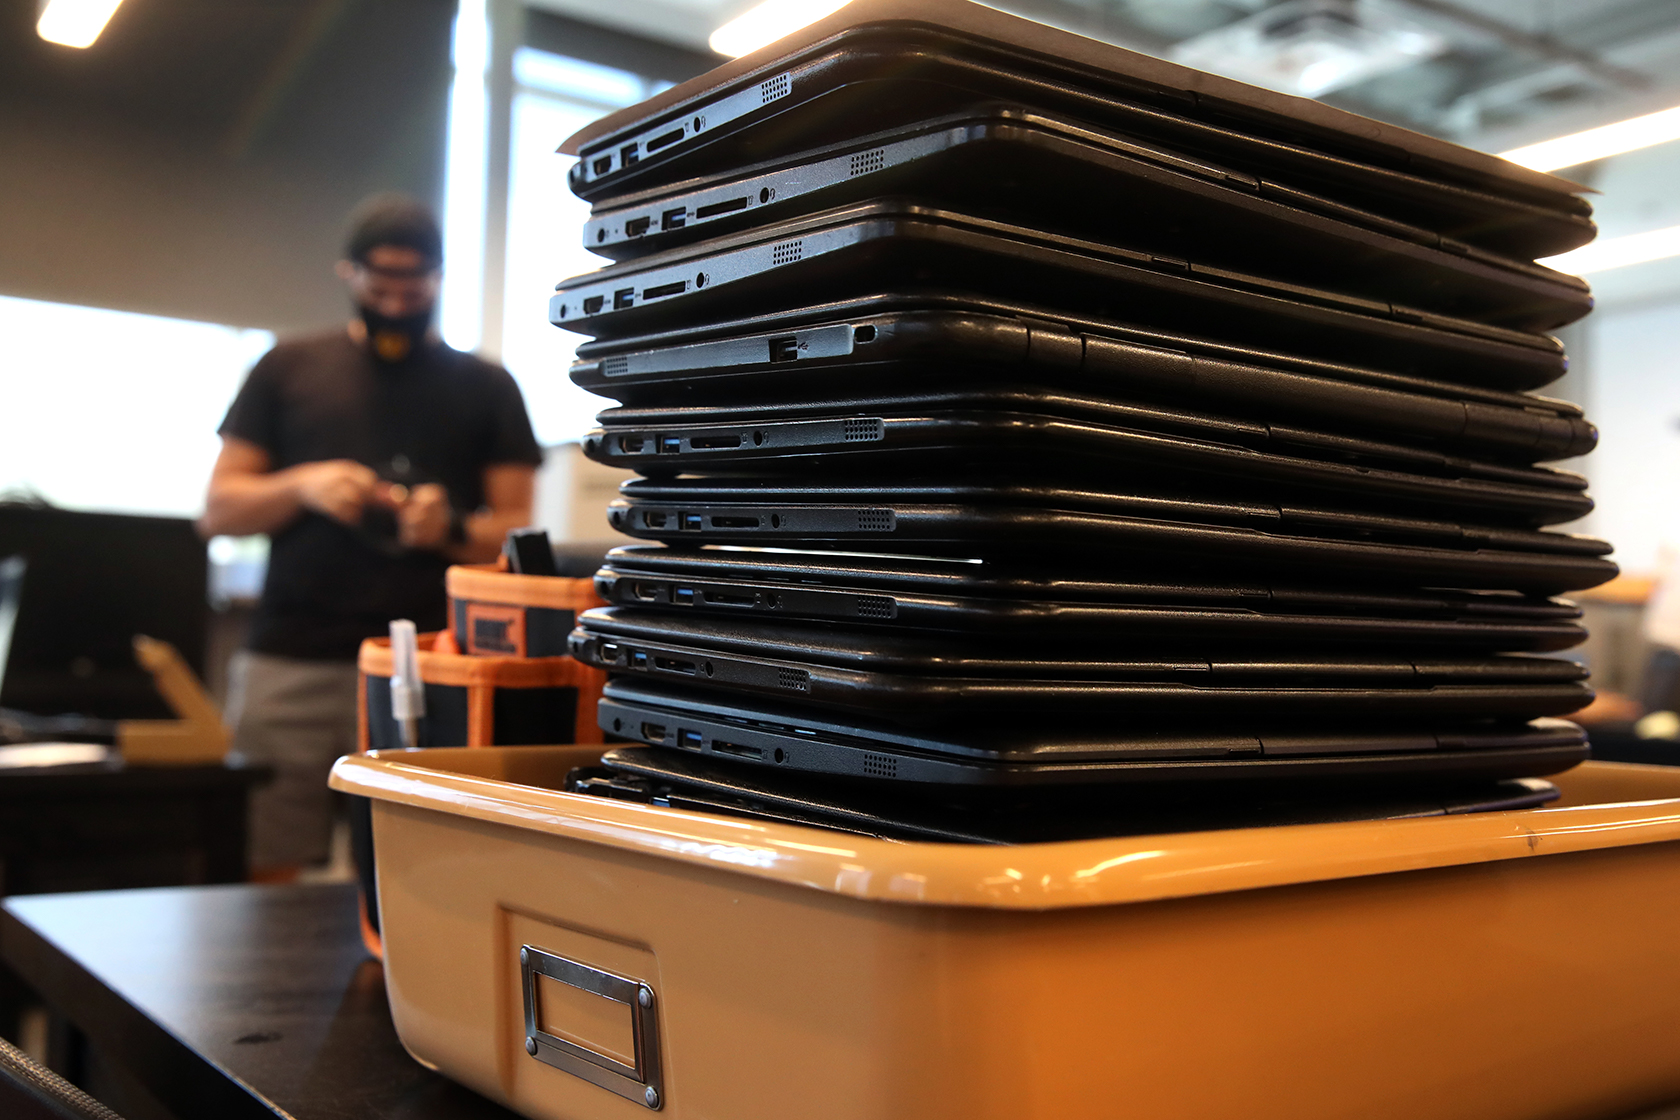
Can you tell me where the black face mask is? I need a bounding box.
[359,305,433,364]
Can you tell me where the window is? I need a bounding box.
[500,48,666,446]
[0,294,272,518]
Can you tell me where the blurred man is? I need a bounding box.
[201,194,543,876]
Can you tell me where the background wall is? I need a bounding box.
[0,0,454,335]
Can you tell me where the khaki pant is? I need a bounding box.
[225,650,360,869]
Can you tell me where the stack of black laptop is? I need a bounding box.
[545,0,1614,842]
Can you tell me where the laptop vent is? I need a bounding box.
[854,596,895,619]
[759,73,791,103]
[842,418,884,442]
[855,509,895,533]
[771,239,804,265]
[600,356,629,377]
[861,752,898,778]
[849,148,887,177]
[776,667,811,691]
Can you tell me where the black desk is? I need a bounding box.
[0,761,265,896]
[1,883,519,1120]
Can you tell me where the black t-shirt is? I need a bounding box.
[219,331,543,660]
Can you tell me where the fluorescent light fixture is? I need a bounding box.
[1501,104,1680,172]
[36,0,124,48]
[1540,224,1680,275]
[440,0,490,353]
[709,0,852,58]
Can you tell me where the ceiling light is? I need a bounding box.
[709,0,852,59]
[1170,0,1444,98]
[36,0,124,49]
[1500,105,1680,172]
[1540,224,1680,275]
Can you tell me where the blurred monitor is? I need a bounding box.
[0,506,207,719]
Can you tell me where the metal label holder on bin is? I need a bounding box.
[520,944,664,1110]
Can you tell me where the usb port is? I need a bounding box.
[583,296,604,314]
[640,722,667,741]
[631,651,648,669]
[674,587,696,605]
[661,207,687,231]
[592,155,612,175]
[711,740,763,760]
[679,729,703,749]
[620,144,640,167]
[659,436,682,453]
[768,335,798,363]
[624,216,650,237]
[613,288,634,310]
[682,513,703,531]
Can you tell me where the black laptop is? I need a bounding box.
[563,0,1591,263]
[608,477,1617,594]
[594,546,1586,652]
[569,294,1589,456]
[568,745,1564,843]
[583,106,1587,325]
[572,608,1591,720]
[586,392,1592,525]
[593,678,1590,786]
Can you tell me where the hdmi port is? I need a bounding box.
[640,722,667,741]
[583,296,604,314]
[653,656,697,675]
[690,434,741,449]
[624,216,650,237]
[711,740,763,760]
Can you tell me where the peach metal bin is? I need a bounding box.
[330,749,1680,1120]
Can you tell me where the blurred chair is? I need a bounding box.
[0,1036,124,1120]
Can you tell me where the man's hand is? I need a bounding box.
[291,460,379,525]
[392,482,453,551]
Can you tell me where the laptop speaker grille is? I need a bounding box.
[760,73,791,103]
[861,753,898,778]
[776,667,811,691]
[600,356,629,377]
[842,418,883,442]
[855,509,894,532]
[854,596,895,619]
[849,148,887,177]
[771,239,804,265]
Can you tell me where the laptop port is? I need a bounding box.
[643,280,687,300]
[646,127,684,152]
[642,510,668,528]
[618,434,646,453]
[679,729,703,749]
[702,589,756,606]
[710,516,759,528]
[654,656,696,675]
[768,335,798,363]
[711,740,763,760]
[689,433,741,449]
[583,296,604,314]
[592,155,612,175]
[624,216,650,237]
[620,144,640,167]
[682,513,703,531]
[659,435,682,453]
[695,196,750,219]
[631,581,663,602]
[613,288,635,310]
[854,325,876,343]
[661,207,687,231]
[673,587,696,605]
[640,722,667,741]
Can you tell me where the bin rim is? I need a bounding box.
[330,750,1680,910]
